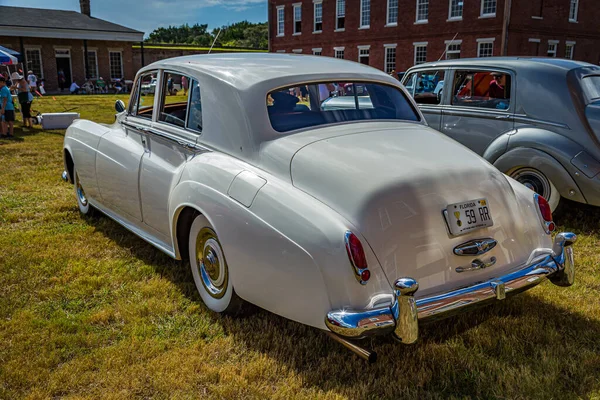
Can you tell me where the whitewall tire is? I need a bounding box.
[188,214,243,314]
[74,168,94,215]
[510,167,560,211]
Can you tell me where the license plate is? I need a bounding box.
[444,198,493,236]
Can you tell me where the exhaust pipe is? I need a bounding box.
[326,331,377,364]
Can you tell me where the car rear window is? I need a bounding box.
[266,81,420,133]
[581,76,600,103]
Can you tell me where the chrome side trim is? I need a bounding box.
[325,232,577,341]
[513,114,570,129]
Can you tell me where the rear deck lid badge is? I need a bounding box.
[453,238,497,256]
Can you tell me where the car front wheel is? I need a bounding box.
[73,168,94,216]
[188,215,243,314]
[510,167,560,211]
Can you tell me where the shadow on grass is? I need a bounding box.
[85,200,600,398]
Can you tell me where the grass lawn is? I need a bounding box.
[1,94,600,399]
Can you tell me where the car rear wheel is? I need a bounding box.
[73,168,94,216]
[510,167,560,211]
[188,214,243,314]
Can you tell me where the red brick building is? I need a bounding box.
[0,1,143,92]
[268,0,600,73]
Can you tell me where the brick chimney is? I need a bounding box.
[80,0,91,17]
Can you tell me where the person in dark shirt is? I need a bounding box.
[489,72,507,99]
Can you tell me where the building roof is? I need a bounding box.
[145,53,398,90]
[0,6,143,42]
[412,57,594,72]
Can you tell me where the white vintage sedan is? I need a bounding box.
[62,54,576,362]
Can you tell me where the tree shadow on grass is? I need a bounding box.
[85,201,600,399]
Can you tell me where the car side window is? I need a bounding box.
[158,72,192,129]
[403,70,445,105]
[451,70,511,110]
[187,79,202,133]
[134,71,158,120]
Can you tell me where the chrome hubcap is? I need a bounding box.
[196,229,227,299]
[76,173,88,206]
[511,168,550,199]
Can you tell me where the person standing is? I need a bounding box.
[57,69,66,92]
[0,76,15,138]
[13,72,34,129]
[181,75,188,96]
[27,70,37,95]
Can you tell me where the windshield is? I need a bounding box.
[581,76,600,103]
[267,81,420,133]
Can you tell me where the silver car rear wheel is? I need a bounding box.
[510,168,560,211]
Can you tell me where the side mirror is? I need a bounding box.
[115,100,126,113]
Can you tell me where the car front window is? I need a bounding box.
[581,76,600,103]
[266,81,420,133]
[134,71,158,120]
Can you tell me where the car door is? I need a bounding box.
[440,67,515,155]
[139,71,202,240]
[95,71,158,221]
[402,68,447,131]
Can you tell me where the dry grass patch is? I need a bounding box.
[0,95,599,399]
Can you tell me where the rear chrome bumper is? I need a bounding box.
[326,232,577,343]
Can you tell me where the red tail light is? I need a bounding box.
[535,194,555,233]
[344,231,370,284]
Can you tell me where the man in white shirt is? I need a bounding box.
[70,81,80,95]
[27,71,37,92]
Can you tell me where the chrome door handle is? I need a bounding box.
[495,115,511,120]
[456,257,497,273]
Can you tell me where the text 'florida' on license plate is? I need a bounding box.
[445,198,493,236]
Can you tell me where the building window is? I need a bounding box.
[449,0,463,19]
[446,42,461,59]
[547,41,558,57]
[313,48,322,55]
[481,0,496,16]
[314,1,323,32]
[293,4,302,34]
[292,49,302,54]
[109,51,123,80]
[360,0,370,28]
[477,40,494,57]
[387,0,399,25]
[358,47,370,65]
[25,48,43,78]
[336,0,345,30]
[416,0,429,22]
[414,43,427,65]
[569,0,579,22]
[85,50,98,79]
[565,42,575,59]
[334,47,345,59]
[384,45,397,73]
[277,6,285,36]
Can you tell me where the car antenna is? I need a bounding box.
[438,32,459,61]
[208,28,222,55]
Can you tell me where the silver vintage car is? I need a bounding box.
[402,58,600,211]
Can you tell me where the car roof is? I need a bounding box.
[143,53,393,90]
[409,57,596,72]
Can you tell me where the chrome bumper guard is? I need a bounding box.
[326,232,577,343]
[61,170,69,183]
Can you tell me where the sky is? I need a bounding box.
[0,0,268,36]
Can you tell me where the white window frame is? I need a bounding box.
[480,0,496,18]
[334,46,345,59]
[313,0,323,33]
[312,48,322,55]
[547,40,559,58]
[387,0,399,26]
[293,3,302,35]
[24,47,44,79]
[445,39,462,59]
[276,50,286,53]
[569,0,579,22]
[384,44,397,74]
[415,0,429,23]
[292,49,302,54]
[448,0,463,20]
[108,50,123,80]
[360,0,370,29]
[336,0,346,31]
[477,38,495,57]
[413,42,428,65]
[358,45,370,63]
[83,49,99,79]
[276,6,285,37]
[565,41,576,59]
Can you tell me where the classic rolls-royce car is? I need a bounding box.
[62,54,576,362]
[402,57,600,211]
